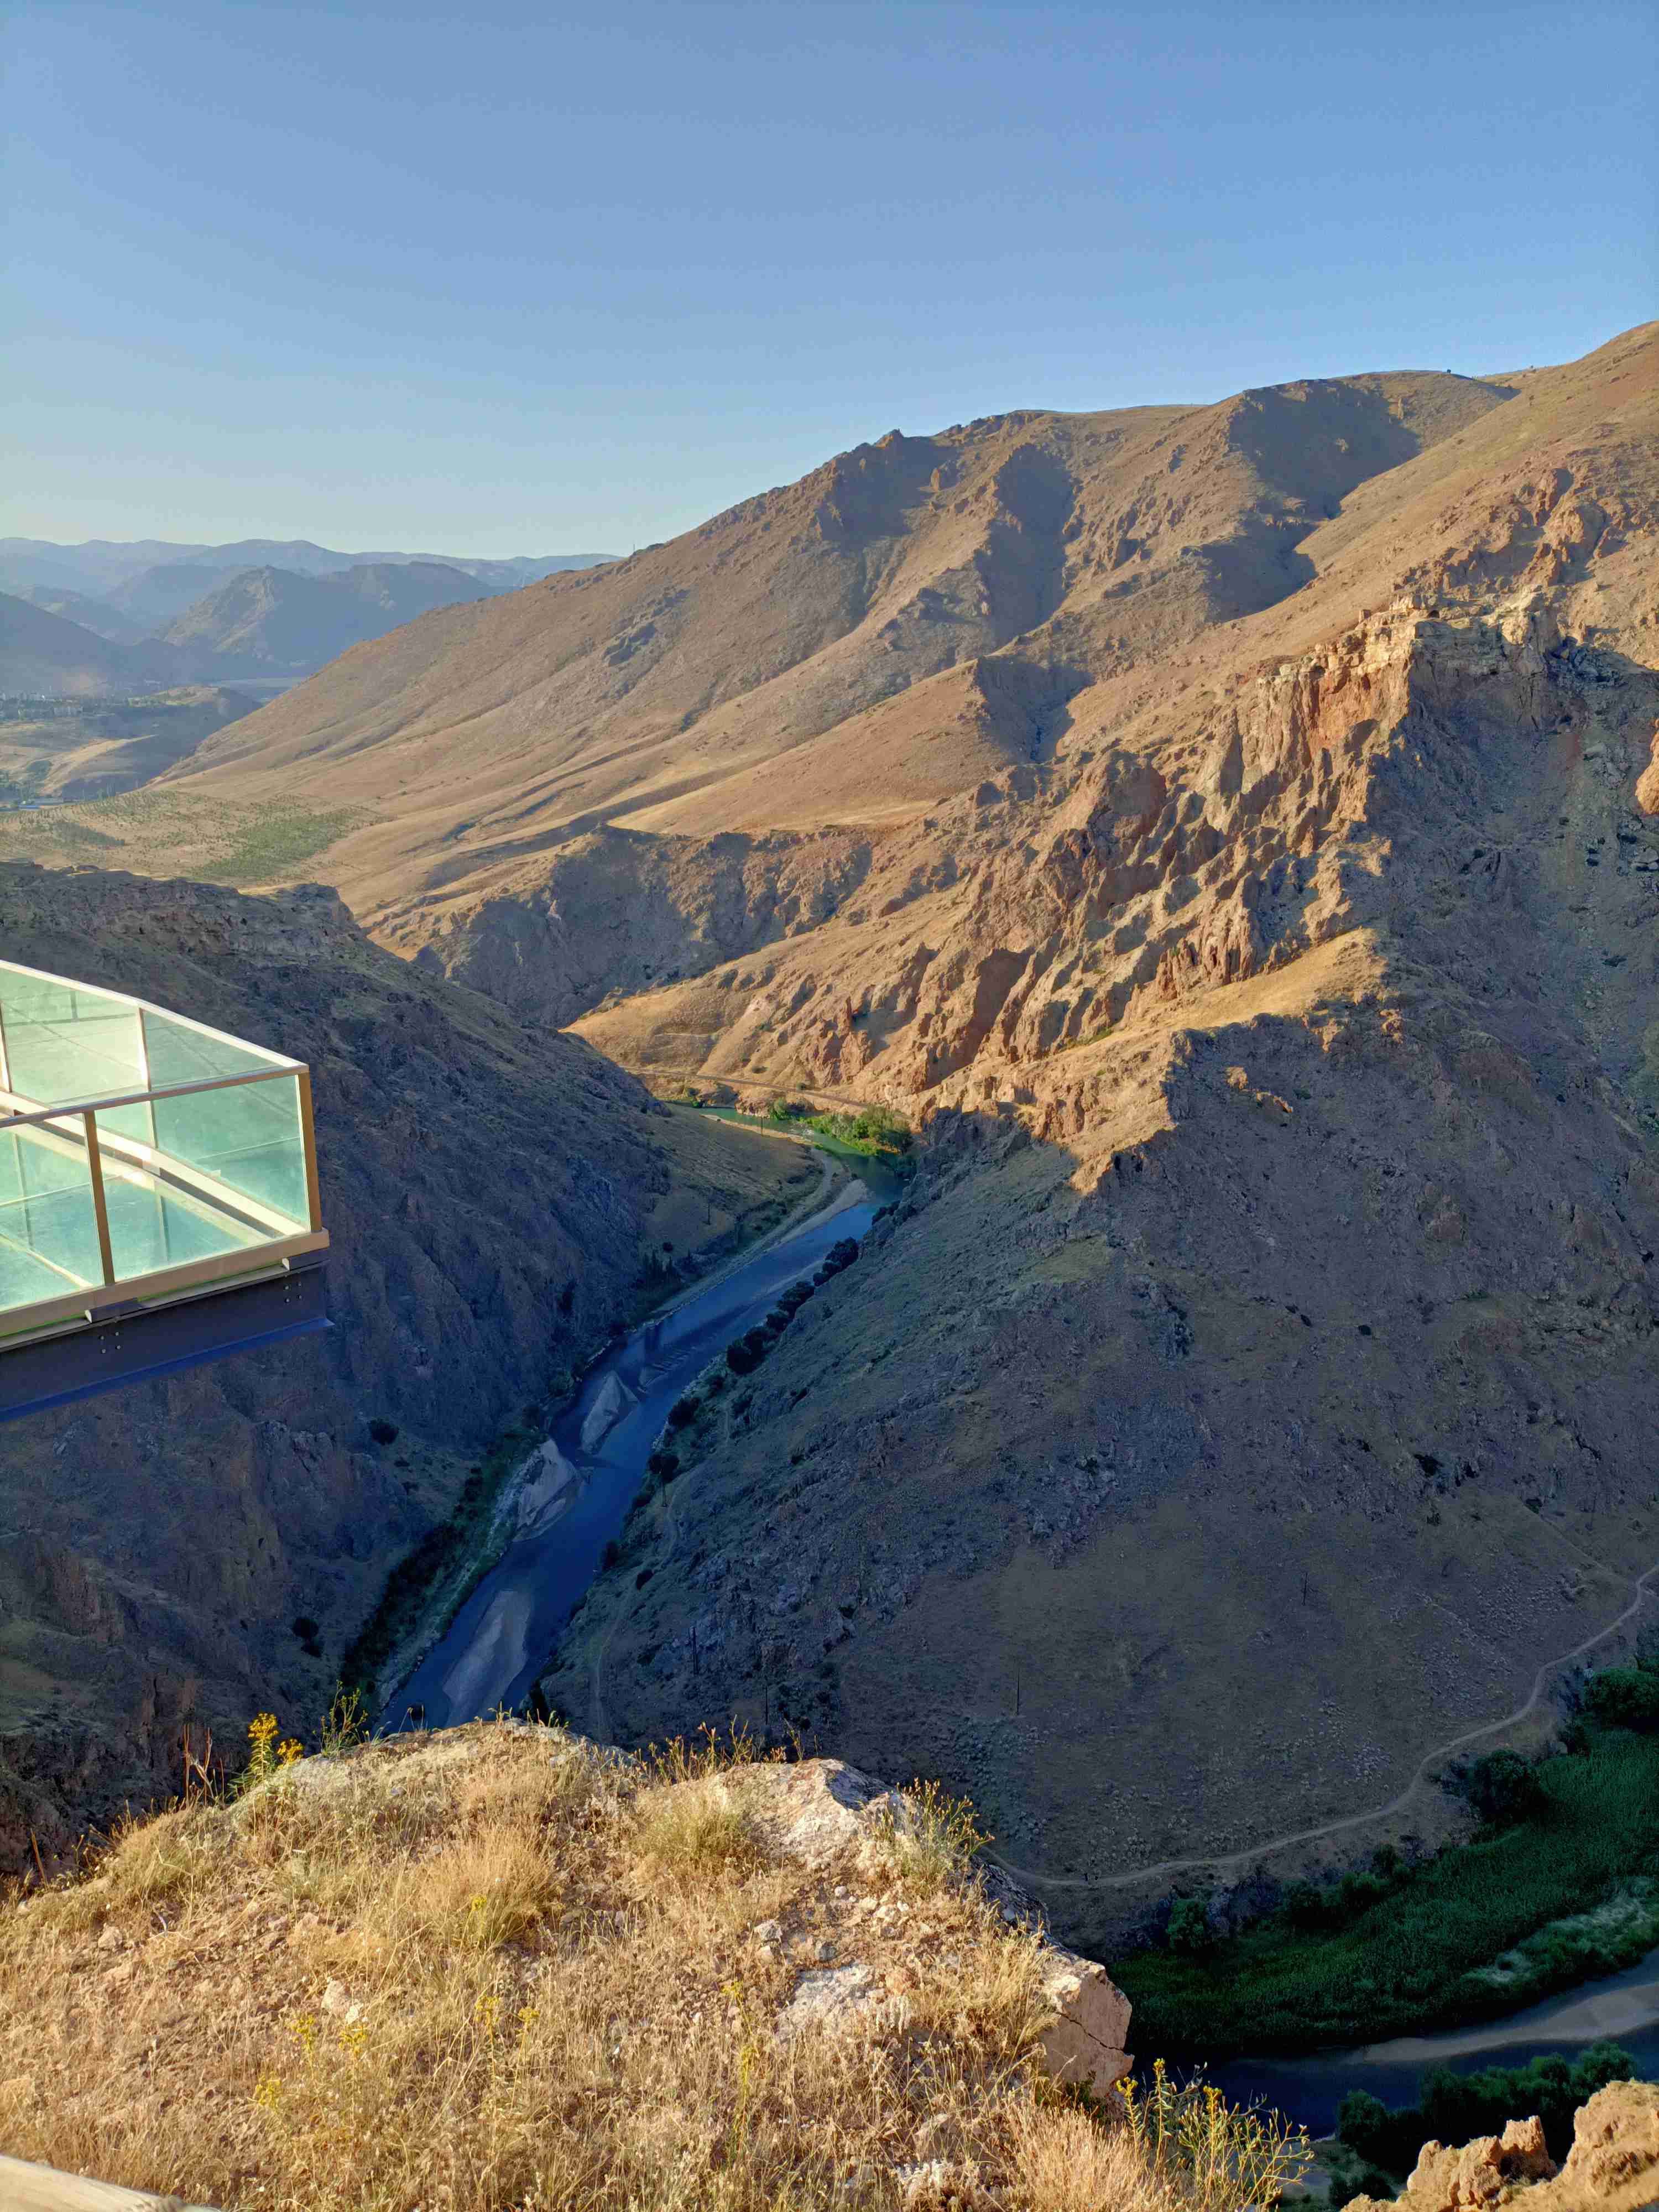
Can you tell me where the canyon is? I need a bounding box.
[2,324,1655,1942]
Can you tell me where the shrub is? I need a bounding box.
[1584,1662,1659,1733]
[1463,1749,1545,1829]
[368,1418,399,1446]
[632,1776,757,1880]
[320,1685,371,1758]
[1337,1867,1390,1915]
[666,1394,698,1429]
[1339,2041,1636,2169]
[1122,2060,1312,2210]
[1166,1895,1216,1958]
[878,1777,990,1895]
[1283,1879,1335,1932]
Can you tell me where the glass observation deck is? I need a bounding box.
[0,961,330,1419]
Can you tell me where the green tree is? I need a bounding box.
[1167,1895,1215,1958]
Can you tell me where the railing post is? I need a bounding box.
[134,1006,156,1147]
[82,1110,117,1287]
[296,1070,324,1234]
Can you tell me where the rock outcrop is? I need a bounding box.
[739,1756,1132,2094]
[0,2151,216,2210]
[1350,2082,1659,2212]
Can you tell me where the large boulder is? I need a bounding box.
[1032,1942,1134,2095]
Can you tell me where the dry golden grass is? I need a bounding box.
[0,1721,1307,2210]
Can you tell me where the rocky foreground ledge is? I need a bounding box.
[4,1719,1655,2212]
[704,1750,1131,2091]
[0,1720,1134,2210]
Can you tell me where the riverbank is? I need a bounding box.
[1117,1717,1659,2060]
[1208,1943,1659,2140]
[352,1124,845,1708]
[385,1135,899,1731]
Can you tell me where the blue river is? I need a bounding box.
[389,1147,899,1729]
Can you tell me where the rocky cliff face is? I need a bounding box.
[0,864,798,1869]
[573,588,1658,1110]
[551,904,1659,1947]
[542,408,1659,1924]
[398,823,877,1030]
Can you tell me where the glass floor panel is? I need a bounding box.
[0,1176,105,1295]
[3,1020,147,1107]
[103,1176,268,1279]
[0,1238,87,1311]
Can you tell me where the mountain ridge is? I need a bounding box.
[161,357,1537,939]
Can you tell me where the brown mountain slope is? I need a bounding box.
[550,587,1659,1942]
[0,864,808,1872]
[561,320,1657,1081]
[164,365,1512,937]
[155,331,1652,1059]
[531,325,1659,1926]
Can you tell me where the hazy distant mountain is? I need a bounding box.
[0,547,583,694]
[11,583,150,644]
[0,536,615,603]
[105,561,262,628]
[0,592,184,697]
[156,560,505,674]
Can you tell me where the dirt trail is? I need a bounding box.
[990,1557,1659,1897]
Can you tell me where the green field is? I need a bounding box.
[1119,1729,1659,2055]
[0,788,362,888]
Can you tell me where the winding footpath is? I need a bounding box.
[591,1479,1658,1892]
[990,1554,1659,1895]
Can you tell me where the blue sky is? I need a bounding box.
[6,1,1655,556]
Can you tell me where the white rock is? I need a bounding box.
[741,1757,902,1866]
[775,1963,878,2039]
[913,2113,967,2162]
